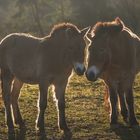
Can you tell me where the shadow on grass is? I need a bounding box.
[111,124,140,140]
[7,129,48,140]
[8,130,51,140]
[36,132,72,140]
[8,128,26,140]
[7,128,73,140]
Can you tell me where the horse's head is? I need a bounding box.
[65,26,90,76]
[86,17,124,81]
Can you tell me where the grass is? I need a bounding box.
[0,73,140,140]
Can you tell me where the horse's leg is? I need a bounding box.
[11,78,24,127]
[118,87,128,123]
[125,86,139,126]
[36,82,48,133]
[1,69,14,133]
[54,80,70,134]
[108,85,118,127]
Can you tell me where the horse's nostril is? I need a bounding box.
[86,71,95,81]
[76,67,81,73]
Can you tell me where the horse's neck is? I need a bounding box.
[42,41,73,74]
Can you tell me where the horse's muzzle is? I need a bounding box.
[74,63,86,76]
[85,71,97,81]
[75,66,86,76]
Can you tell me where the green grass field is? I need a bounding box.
[0,73,140,140]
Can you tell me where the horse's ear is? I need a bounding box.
[84,33,92,47]
[84,29,94,46]
[81,26,91,37]
[115,17,121,22]
[87,33,92,40]
[87,29,95,39]
[115,17,124,28]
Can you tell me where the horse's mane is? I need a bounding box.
[49,23,80,36]
[91,17,124,37]
[124,26,140,40]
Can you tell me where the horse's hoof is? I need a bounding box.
[132,125,140,129]
[61,130,72,140]
[36,128,46,136]
[130,122,139,129]
[15,119,25,126]
[8,127,15,139]
[18,120,26,129]
[123,117,129,124]
[19,124,26,130]
[8,132,15,140]
[129,120,139,128]
[110,124,119,129]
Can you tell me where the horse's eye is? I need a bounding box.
[89,47,92,52]
[99,47,105,51]
[99,48,106,54]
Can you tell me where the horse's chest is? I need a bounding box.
[102,67,134,84]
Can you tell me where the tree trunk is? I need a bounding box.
[31,0,44,36]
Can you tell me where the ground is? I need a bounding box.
[0,73,140,140]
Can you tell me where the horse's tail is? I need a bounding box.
[104,85,110,112]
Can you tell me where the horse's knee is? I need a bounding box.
[108,91,118,124]
[39,100,47,110]
[55,93,65,110]
[11,94,18,103]
[2,94,11,109]
[2,93,10,102]
[58,100,65,109]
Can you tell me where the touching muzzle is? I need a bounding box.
[86,66,100,81]
[74,62,86,76]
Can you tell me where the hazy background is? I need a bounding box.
[0,0,140,38]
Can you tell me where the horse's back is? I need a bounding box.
[0,33,43,83]
[0,33,41,51]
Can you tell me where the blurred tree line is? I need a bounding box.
[0,0,140,38]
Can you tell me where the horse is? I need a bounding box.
[86,17,139,128]
[0,23,90,136]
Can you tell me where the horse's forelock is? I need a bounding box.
[50,23,80,37]
[92,19,124,37]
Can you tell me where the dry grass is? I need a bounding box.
[0,74,140,140]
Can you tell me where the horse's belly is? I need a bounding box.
[13,71,39,84]
[8,64,41,84]
[15,74,39,84]
[5,54,43,84]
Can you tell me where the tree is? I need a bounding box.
[108,0,140,33]
[17,0,44,36]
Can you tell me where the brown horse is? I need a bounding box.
[0,23,90,135]
[86,18,139,128]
